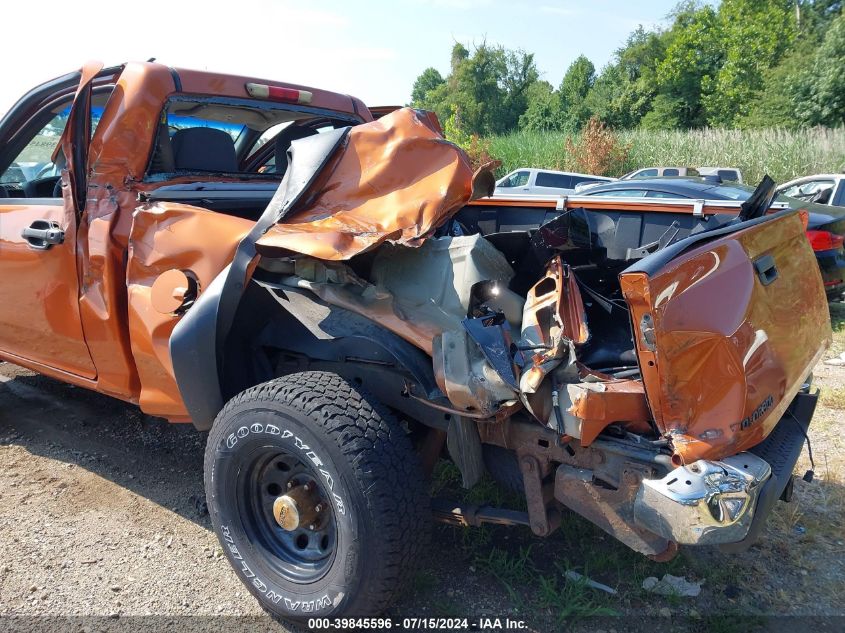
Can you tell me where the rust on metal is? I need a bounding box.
[272,484,322,531]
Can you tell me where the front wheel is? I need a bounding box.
[204,371,430,619]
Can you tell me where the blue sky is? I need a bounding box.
[2,0,682,116]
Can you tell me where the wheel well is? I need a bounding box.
[218,280,447,431]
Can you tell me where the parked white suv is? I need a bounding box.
[777,174,845,208]
[494,168,613,196]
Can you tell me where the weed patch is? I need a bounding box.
[821,386,845,409]
[487,126,845,183]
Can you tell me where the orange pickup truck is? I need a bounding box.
[0,61,831,620]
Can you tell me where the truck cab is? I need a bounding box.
[0,61,369,413]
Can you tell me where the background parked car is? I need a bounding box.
[580,177,845,299]
[620,166,743,182]
[620,166,699,180]
[777,174,845,208]
[698,166,743,182]
[494,168,613,196]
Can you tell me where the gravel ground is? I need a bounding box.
[0,303,843,633]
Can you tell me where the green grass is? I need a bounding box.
[536,567,619,624]
[487,126,845,184]
[473,545,536,606]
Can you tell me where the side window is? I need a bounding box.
[535,172,572,188]
[588,189,647,197]
[781,183,803,197]
[788,179,835,202]
[646,190,684,198]
[500,171,530,188]
[250,122,337,174]
[718,170,739,181]
[635,169,658,178]
[0,101,106,198]
[0,109,69,193]
[662,168,679,177]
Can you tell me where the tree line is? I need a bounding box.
[410,0,844,136]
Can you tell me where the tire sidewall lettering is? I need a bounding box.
[213,409,355,615]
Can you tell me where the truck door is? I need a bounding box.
[0,63,103,378]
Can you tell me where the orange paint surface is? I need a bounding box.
[255,108,475,260]
[620,212,831,462]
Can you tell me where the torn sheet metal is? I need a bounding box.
[519,256,589,393]
[254,108,477,260]
[557,379,652,445]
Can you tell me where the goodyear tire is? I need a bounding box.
[204,371,430,620]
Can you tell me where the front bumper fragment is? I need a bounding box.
[633,453,771,545]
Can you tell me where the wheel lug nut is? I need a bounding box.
[315,504,322,513]
[303,483,311,492]
[308,524,316,530]
[287,481,293,489]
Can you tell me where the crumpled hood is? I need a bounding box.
[255,107,477,261]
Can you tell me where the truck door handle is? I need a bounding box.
[754,254,778,286]
[22,220,65,250]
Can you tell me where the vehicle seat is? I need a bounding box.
[171,128,238,173]
[811,187,833,205]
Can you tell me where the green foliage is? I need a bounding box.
[739,39,815,128]
[410,67,445,108]
[536,567,619,623]
[656,3,722,128]
[519,81,560,131]
[408,1,844,132]
[797,11,845,125]
[703,0,797,126]
[640,94,686,130]
[410,41,539,137]
[558,55,595,132]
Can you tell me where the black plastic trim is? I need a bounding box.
[719,390,817,553]
[167,67,182,92]
[623,208,796,278]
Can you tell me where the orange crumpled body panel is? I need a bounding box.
[255,108,475,260]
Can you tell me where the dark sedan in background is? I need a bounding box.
[580,178,845,299]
